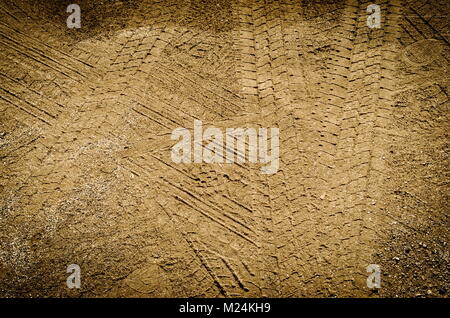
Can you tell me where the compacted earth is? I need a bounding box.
[0,0,448,297]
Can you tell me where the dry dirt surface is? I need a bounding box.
[0,0,448,298]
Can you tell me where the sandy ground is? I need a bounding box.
[0,0,448,297]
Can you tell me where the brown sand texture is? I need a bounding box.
[0,0,448,297]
